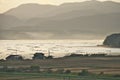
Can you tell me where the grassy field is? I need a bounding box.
[0,56,120,74]
[0,56,120,80]
[0,72,120,80]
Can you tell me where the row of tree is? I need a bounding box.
[0,65,104,76]
[64,53,108,57]
[0,65,70,73]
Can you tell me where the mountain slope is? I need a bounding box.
[0,1,120,39]
[5,3,56,20]
[10,13,120,39]
[4,1,120,20]
[0,14,21,29]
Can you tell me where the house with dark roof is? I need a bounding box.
[6,55,23,60]
[32,53,45,60]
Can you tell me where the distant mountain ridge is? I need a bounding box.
[0,1,120,39]
[4,3,56,20]
[4,1,120,20]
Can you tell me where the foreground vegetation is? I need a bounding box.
[0,71,120,80]
[0,55,120,80]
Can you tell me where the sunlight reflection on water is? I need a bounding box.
[0,40,120,59]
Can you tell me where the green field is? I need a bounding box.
[0,72,120,80]
[0,56,120,80]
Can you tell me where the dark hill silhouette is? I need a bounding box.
[103,33,120,48]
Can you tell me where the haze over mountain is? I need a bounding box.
[5,3,56,20]
[0,0,120,39]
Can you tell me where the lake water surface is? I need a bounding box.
[0,40,120,59]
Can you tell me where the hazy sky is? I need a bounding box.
[0,0,120,13]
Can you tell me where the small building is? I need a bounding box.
[6,55,23,61]
[32,53,45,60]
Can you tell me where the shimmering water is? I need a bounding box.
[0,40,120,59]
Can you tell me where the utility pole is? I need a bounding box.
[15,49,18,55]
[48,49,51,56]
